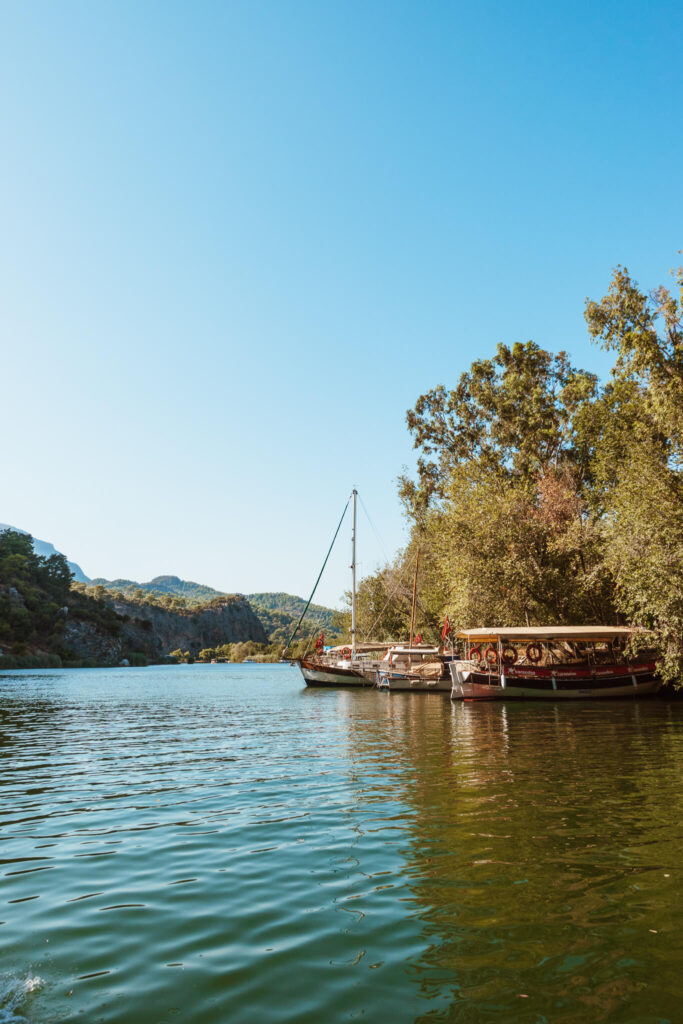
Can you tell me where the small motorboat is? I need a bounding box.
[376,644,451,692]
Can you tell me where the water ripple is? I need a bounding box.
[0,666,682,1022]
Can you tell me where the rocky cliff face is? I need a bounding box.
[64,595,266,663]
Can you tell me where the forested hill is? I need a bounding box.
[246,592,337,624]
[91,575,223,604]
[246,593,339,644]
[88,579,339,643]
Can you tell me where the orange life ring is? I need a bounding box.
[485,646,498,664]
[470,646,482,663]
[341,647,352,660]
[501,645,518,666]
[526,642,543,664]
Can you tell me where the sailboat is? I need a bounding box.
[288,489,385,687]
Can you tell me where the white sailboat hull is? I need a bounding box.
[299,658,373,687]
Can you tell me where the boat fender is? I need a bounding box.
[526,642,543,663]
[501,645,517,666]
[341,647,352,660]
[484,646,498,664]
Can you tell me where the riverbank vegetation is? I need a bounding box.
[192,638,314,664]
[340,261,683,686]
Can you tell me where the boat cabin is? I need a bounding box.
[450,625,660,700]
[456,626,655,672]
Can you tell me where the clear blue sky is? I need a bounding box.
[2,0,682,607]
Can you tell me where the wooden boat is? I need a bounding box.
[299,645,375,687]
[374,553,454,692]
[449,626,661,700]
[299,641,397,687]
[376,644,452,692]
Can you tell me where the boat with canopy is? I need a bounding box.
[449,626,661,700]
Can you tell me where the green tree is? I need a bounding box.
[585,262,683,683]
[393,341,610,631]
[401,341,598,513]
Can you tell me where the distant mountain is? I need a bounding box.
[0,523,90,583]
[91,575,224,604]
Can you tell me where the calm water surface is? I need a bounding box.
[1,665,681,1023]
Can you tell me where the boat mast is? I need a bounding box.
[409,550,419,646]
[351,488,357,659]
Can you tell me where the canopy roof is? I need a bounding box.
[456,625,650,642]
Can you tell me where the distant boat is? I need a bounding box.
[449,626,661,700]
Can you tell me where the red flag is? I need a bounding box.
[315,632,324,651]
[414,633,423,645]
[441,615,451,641]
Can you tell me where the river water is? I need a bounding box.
[0,665,681,1023]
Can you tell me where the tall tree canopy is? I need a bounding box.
[585,264,683,682]
[400,341,597,513]
[346,258,683,686]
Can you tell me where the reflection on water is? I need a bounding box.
[1,666,681,1023]
[367,698,683,1022]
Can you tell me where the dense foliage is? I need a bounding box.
[0,529,122,665]
[346,260,683,686]
[247,593,339,644]
[0,529,72,655]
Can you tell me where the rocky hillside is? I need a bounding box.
[64,595,267,664]
[1,524,338,659]
[0,529,268,666]
[90,576,340,642]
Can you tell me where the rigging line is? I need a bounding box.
[361,554,442,640]
[363,584,404,640]
[360,559,418,640]
[356,493,402,640]
[358,493,392,566]
[301,611,330,658]
[283,498,350,653]
[298,601,334,658]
